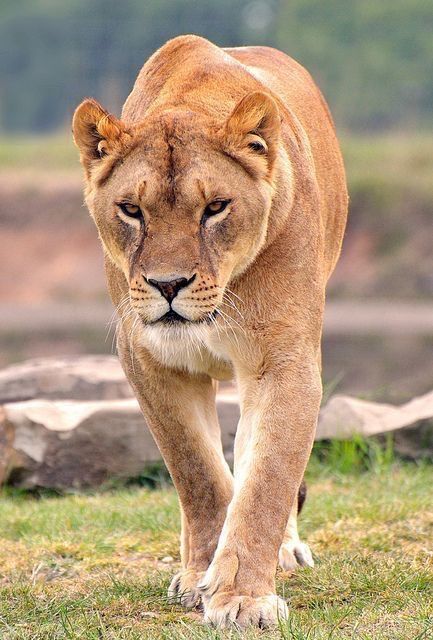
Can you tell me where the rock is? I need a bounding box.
[216,389,239,461]
[161,556,174,564]
[0,406,14,484]
[0,394,240,489]
[2,352,432,489]
[317,390,433,458]
[389,419,433,460]
[318,390,433,438]
[0,356,133,404]
[2,398,154,488]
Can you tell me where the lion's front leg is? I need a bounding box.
[118,338,233,609]
[199,350,321,628]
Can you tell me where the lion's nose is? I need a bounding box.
[146,274,195,303]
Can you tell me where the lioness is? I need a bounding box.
[73,34,347,628]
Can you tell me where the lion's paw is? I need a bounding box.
[278,539,314,572]
[203,592,288,629]
[168,569,205,609]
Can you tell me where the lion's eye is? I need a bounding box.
[118,202,142,219]
[202,199,231,222]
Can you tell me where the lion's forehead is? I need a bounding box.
[98,108,253,213]
[133,110,215,168]
[109,136,231,212]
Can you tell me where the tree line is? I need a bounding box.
[1,0,431,133]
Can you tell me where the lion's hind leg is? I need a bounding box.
[278,480,314,572]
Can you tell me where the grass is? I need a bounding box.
[1,131,433,190]
[0,454,432,639]
[340,132,433,196]
[0,135,79,171]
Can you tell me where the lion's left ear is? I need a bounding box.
[222,91,280,179]
[72,98,127,177]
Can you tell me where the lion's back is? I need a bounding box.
[226,45,348,274]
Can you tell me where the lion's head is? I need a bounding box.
[73,92,280,328]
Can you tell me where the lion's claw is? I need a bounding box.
[279,539,314,572]
[168,569,205,609]
[203,592,288,629]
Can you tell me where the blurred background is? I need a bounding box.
[1,0,432,401]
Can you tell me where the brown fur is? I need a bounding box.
[73,35,348,628]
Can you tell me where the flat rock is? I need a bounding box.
[1,353,432,488]
[318,390,433,438]
[1,398,153,488]
[0,356,133,404]
[317,390,433,458]
[0,406,14,484]
[0,395,239,489]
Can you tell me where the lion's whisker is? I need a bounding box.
[217,307,246,337]
[208,311,222,342]
[128,313,141,375]
[221,296,244,320]
[224,287,244,305]
[215,307,243,351]
[105,294,131,344]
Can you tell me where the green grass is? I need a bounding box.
[1,458,432,639]
[341,132,433,196]
[0,134,79,171]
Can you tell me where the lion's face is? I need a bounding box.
[73,93,280,327]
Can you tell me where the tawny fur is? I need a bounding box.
[73,35,348,629]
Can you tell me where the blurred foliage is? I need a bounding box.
[0,0,275,132]
[276,0,433,131]
[0,0,432,133]
[312,433,395,475]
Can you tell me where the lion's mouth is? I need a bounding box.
[151,308,219,325]
[158,309,187,324]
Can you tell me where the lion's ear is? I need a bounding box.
[223,91,280,179]
[72,98,125,176]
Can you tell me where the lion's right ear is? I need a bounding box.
[222,91,281,180]
[72,98,125,177]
